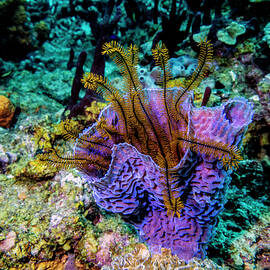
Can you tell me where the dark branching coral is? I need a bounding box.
[36,40,253,260]
[0,0,33,60]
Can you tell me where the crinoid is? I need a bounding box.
[37,40,253,260]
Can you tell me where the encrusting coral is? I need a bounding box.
[104,243,225,270]
[36,40,253,260]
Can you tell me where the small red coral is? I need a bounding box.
[0,95,15,128]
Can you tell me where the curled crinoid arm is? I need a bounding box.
[96,116,121,140]
[163,195,184,218]
[174,39,213,109]
[174,132,243,170]
[152,42,173,136]
[54,119,83,142]
[36,147,82,170]
[162,176,185,219]
[127,44,139,66]
[102,41,142,94]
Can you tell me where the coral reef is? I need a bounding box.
[0,0,269,268]
[37,40,253,261]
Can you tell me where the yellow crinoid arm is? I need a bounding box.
[81,72,130,138]
[36,147,82,170]
[102,41,142,94]
[164,196,184,218]
[174,39,213,107]
[152,42,172,83]
[173,132,243,170]
[81,72,121,102]
[152,42,174,137]
[162,179,184,219]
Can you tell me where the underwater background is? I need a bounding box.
[0,0,269,269]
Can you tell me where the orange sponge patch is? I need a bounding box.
[0,95,15,128]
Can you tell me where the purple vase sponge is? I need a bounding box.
[41,40,254,260]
